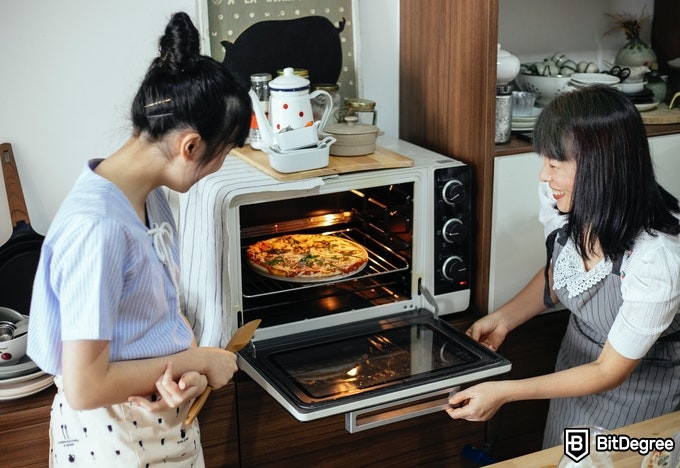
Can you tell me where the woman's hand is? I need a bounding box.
[446,381,507,422]
[201,348,238,390]
[465,314,511,352]
[128,362,208,411]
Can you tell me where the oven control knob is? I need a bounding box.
[442,218,466,244]
[442,180,466,206]
[442,256,468,283]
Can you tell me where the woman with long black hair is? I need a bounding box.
[447,85,680,448]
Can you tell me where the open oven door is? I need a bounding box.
[237,308,511,432]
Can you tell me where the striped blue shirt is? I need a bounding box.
[27,160,194,375]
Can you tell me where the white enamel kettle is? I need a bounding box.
[250,67,333,150]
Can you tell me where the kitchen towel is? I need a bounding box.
[175,155,324,347]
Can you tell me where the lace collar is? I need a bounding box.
[553,240,612,298]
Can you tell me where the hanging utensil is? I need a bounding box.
[0,143,44,315]
[184,319,261,425]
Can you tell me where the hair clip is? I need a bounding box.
[144,98,172,109]
[147,113,173,119]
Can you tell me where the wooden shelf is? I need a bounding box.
[495,123,680,157]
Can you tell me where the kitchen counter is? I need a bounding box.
[495,123,680,157]
[489,411,680,467]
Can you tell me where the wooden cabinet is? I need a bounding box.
[198,385,240,467]
[235,378,484,467]
[0,386,53,468]
[399,0,498,315]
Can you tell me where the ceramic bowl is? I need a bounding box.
[273,122,321,151]
[0,307,28,366]
[569,73,620,87]
[514,73,573,107]
[619,80,647,94]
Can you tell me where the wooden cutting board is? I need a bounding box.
[232,145,414,181]
[641,104,680,124]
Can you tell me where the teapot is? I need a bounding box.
[496,44,520,85]
[250,67,333,150]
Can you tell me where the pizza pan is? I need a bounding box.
[248,259,368,283]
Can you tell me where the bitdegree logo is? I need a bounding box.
[563,427,676,463]
[595,434,676,455]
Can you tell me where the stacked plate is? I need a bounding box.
[0,355,53,401]
[511,107,541,133]
[622,87,658,112]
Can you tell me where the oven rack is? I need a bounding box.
[240,229,410,299]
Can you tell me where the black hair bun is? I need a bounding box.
[155,12,200,74]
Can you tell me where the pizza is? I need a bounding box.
[646,450,679,468]
[246,234,369,281]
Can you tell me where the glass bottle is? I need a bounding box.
[249,73,272,150]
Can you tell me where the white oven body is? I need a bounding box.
[178,136,510,431]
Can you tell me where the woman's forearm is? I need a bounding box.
[448,341,640,422]
[502,341,639,403]
[62,342,220,409]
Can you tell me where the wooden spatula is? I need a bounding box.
[184,319,261,425]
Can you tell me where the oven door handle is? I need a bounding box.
[344,386,459,433]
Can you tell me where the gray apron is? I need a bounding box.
[541,227,680,448]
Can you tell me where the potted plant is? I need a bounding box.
[604,6,657,67]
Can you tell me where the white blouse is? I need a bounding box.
[538,182,680,360]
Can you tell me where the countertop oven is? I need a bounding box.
[179,136,511,432]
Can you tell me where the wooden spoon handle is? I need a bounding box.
[0,143,31,227]
[183,320,260,426]
[184,386,211,426]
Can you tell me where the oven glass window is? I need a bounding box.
[269,323,480,399]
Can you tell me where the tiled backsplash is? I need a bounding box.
[207,0,356,101]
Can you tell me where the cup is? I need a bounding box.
[665,58,680,106]
[512,91,536,116]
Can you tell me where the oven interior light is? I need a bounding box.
[346,367,359,377]
[308,211,353,227]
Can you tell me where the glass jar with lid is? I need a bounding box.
[311,83,341,124]
[337,98,377,125]
[249,72,272,150]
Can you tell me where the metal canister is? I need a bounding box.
[495,84,512,144]
[249,73,272,150]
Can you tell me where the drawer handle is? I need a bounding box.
[344,387,459,433]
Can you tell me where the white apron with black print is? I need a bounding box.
[50,376,204,467]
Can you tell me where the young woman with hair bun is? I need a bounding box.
[27,12,251,466]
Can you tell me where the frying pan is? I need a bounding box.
[0,143,44,315]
